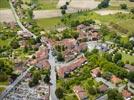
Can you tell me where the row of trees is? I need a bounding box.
[0,59,13,82]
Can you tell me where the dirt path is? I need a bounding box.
[95,10,129,15]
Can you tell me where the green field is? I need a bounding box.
[0,0,9,9]
[95,0,134,10]
[33,0,58,10]
[35,17,63,29]
[35,11,134,34]
[0,87,5,93]
[121,53,134,63]
[67,11,134,35]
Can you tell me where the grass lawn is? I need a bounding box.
[120,36,129,43]
[0,38,12,47]
[35,0,59,10]
[0,0,9,9]
[65,11,134,35]
[95,0,134,10]
[64,94,78,100]
[121,53,134,63]
[35,17,62,29]
[0,87,5,93]
[0,81,9,85]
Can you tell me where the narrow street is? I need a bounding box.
[47,43,59,100]
[9,0,36,39]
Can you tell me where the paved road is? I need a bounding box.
[0,66,33,100]
[46,43,59,100]
[9,0,36,39]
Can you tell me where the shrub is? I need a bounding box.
[120,4,127,9]
[98,0,110,9]
[130,8,134,14]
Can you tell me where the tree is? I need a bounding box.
[127,72,134,82]
[55,87,64,99]
[57,52,64,61]
[130,8,134,14]
[120,4,127,9]
[102,72,112,81]
[66,2,69,5]
[113,53,122,63]
[103,53,113,62]
[107,89,124,100]
[61,9,66,15]
[29,70,41,87]
[117,60,124,67]
[98,0,110,9]
[28,9,33,19]
[0,72,8,82]
[88,87,97,95]
[10,38,19,49]
[44,74,50,84]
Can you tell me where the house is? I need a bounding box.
[64,50,78,62]
[111,75,122,85]
[90,31,100,41]
[98,84,108,93]
[124,64,134,72]
[55,39,77,49]
[35,47,49,61]
[78,32,88,42]
[36,59,50,69]
[79,43,88,52]
[63,39,77,49]
[17,30,32,38]
[57,55,87,78]
[73,86,88,100]
[77,24,87,32]
[122,90,132,100]
[91,67,101,78]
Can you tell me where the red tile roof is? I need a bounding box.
[91,67,101,78]
[73,86,88,100]
[122,90,132,98]
[58,55,87,78]
[111,75,122,85]
[36,47,49,61]
[98,84,108,93]
[36,60,50,69]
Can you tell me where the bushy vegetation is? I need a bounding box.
[98,0,110,9]
[107,89,124,100]
[0,59,14,82]
[120,4,127,9]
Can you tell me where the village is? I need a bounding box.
[0,0,134,100]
